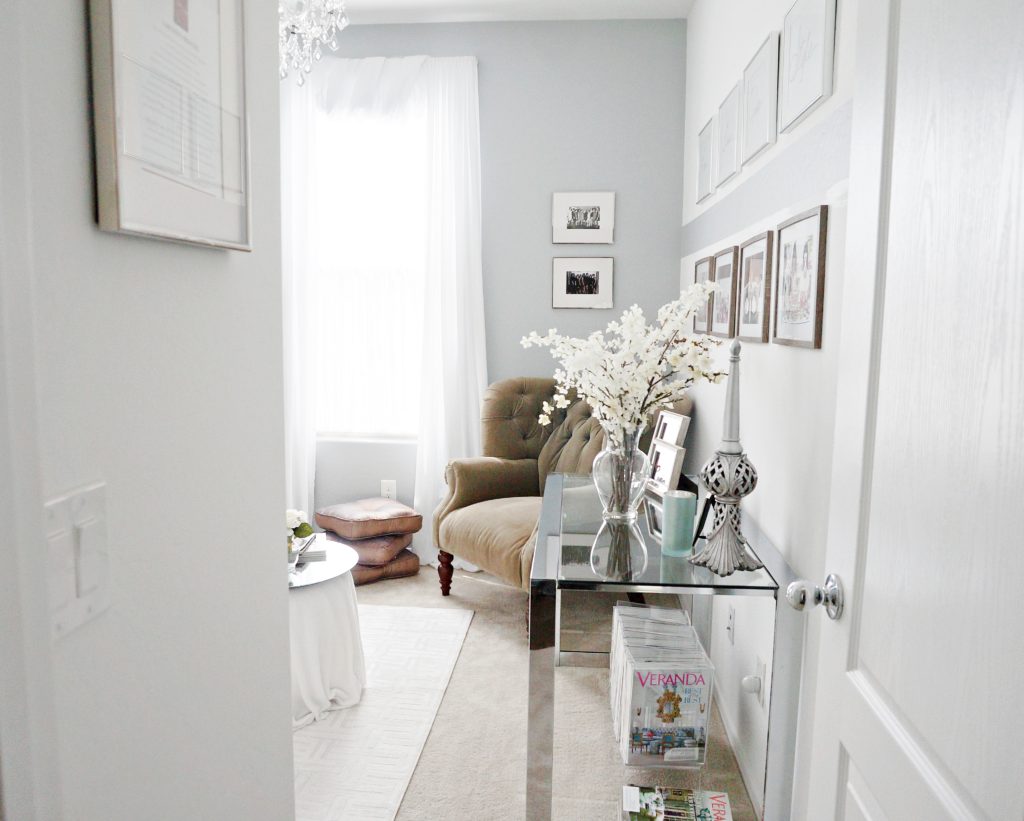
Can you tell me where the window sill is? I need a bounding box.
[316,433,418,445]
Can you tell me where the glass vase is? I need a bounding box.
[591,426,650,522]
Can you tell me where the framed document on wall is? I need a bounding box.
[89,0,251,250]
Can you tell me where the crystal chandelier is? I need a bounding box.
[279,0,349,85]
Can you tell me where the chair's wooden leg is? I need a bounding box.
[437,551,454,596]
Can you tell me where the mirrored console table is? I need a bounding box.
[526,474,804,821]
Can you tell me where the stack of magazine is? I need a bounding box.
[621,785,733,821]
[610,603,714,769]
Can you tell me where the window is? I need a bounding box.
[309,106,428,438]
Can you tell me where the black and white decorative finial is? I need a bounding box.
[690,339,763,576]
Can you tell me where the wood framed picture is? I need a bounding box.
[693,256,714,333]
[709,246,739,338]
[697,117,715,203]
[647,440,685,498]
[773,206,828,348]
[738,231,775,343]
[552,257,613,309]
[651,409,691,447]
[742,32,780,165]
[552,192,615,243]
[714,83,742,188]
[779,0,837,133]
[89,0,251,249]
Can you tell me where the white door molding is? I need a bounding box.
[0,1,64,817]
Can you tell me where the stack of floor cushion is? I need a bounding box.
[315,497,422,586]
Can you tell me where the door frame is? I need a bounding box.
[0,1,64,816]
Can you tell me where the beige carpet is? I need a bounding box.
[356,569,757,821]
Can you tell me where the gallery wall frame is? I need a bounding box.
[773,206,828,348]
[89,0,252,250]
[778,0,837,133]
[709,245,740,339]
[552,257,614,309]
[738,231,775,343]
[714,83,742,188]
[693,255,715,334]
[552,191,615,243]
[697,117,715,203]
[742,32,780,165]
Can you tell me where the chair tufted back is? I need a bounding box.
[480,377,693,494]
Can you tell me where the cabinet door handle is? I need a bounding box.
[786,573,844,620]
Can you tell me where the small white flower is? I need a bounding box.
[286,509,302,529]
[538,413,551,426]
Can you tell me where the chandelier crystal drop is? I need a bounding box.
[279,0,349,86]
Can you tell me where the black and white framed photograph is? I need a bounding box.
[774,206,828,348]
[714,83,742,188]
[710,245,739,338]
[89,0,250,249]
[697,117,715,203]
[738,231,774,343]
[552,257,614,309]
[647,440,685,498]
[693,256,714,333]
[779,0,837,133]
[651,409,691,447]
[644,496,664,542]
[742,32,780,164]
[552,192,615,243]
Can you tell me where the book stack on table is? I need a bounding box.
[610,603,715,769]
[621,785,733,821]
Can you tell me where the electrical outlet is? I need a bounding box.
[726,605,735,645]
[380,479,397,499]
[756,656,767,708]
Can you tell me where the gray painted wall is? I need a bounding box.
[331,20,688,382]
[314,20,688,513]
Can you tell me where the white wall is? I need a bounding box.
[681,0,857,225]
[679,1,858,817]
[0,1,295,818]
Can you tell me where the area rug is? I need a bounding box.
[293,604,473,821]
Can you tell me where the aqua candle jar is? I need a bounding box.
[661,490,696,556]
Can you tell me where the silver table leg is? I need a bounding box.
[527,578,556,821]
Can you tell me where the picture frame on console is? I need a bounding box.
[647,439,685,499]
[644,496,664,542]
[779,0,837,132]
[773,206,828,348]
[552,257,614,309]
[552,191,615,243]
[651,409,690,448]
[742,32,780,164]
[693,256,714,333]
[738,232,774,343]
[710,246,739,338]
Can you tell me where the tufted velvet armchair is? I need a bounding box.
[433,377,692,595]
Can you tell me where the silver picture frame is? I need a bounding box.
[89,0,252,250]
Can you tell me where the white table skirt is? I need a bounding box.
[289,569,366,729]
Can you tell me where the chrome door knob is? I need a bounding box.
[786,573,844,620]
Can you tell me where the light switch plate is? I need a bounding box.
[380,479,397,500]
[45,482,110,639]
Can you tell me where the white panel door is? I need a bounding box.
[805,0,1024,818]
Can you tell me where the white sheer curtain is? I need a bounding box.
[282,56,488,565]
[281,80,318,518]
